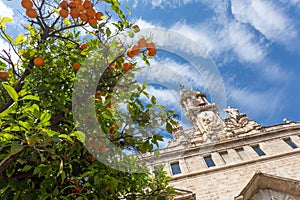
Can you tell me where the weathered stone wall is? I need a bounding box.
[166,131,300,200]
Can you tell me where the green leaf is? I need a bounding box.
[166,123,173,134]
[10,141,24,154]
[40,111,51,123]
[127,30,134,38]
[132,25,140,33]
[1,17,13,23]
[106,28,112,37]
[26,24,35,36]
[15,34,26,46]
[22,165,33,172]
[70,131,86,143]
[2,83,18,102]
[151,96,156,105]
[1,32,13,43]
[20,95,40,101]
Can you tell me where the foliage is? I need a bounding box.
[0,0,177,199]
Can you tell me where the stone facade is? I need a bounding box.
[142,90,300,200]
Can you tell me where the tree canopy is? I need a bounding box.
[0,0,178,199]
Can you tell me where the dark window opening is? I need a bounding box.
[284,138,298,149]
[252,146,266,156]
[204,155,216,167]
[170,162,181,175]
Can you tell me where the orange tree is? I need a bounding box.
[0,0,178,199]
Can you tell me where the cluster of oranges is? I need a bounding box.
[0,71,9,81]
[126,38,157,58]
[87,137,107,153]
[59,0,104,26]
[21,0,38,18]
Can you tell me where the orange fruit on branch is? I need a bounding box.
[83,0,92,9]
[138,38,147,48]
[148,48,157,56]
[73,62,81,71]
[126,48,134,59]
[59,9,69,18]
[146,42,156,50]
[21,0,33,9]
[59,0,68,9]
[79,13,88,22]
[33,57,44,67]
[88,18,97,26]
[26,8,38,18]
[0,71,9,80]
[85,8,96,17]
[80,43,88,50]
[95,12,103,20]
[123,62,132,73]
[99,145,107,153]
[68,1,77,8]
[70,8,80,18]
[77,4,84,12]
[131,44,140,56]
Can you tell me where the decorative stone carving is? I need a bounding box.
[169,90,262,147]
[223,106,261,137]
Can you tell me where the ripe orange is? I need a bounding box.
[109,125,115,134]
[88,18,97,26]
[80,43,88,50]
[68,1,77,8]
[77,4,84,12]
[79,13,88,22]
[59,0,68,9]
[95,12,103,20]
[26,8,38,18]
[73,186,82,194]
[83,0,92,9]
[85,8,96,17]
[138,38,147,48]
[126,48,134,59]
[123,62,132,73]
[70,8,80,18]
[0,71,9,80]
[95,90,101,100]
[59,9,69,18]
[99,145,107,153]
[148,48,157,56]
[21,0,33,9]
[131,44,140,55]
[89,156,96,163]
[75,0,82,5]
[33,57,44,67]
[146,42,156,50]
[73,62,81,71]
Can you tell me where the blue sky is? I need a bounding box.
[1,0,300,143]
[122,0,300,128]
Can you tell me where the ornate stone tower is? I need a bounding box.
[141,89,300,200]
[179,90,226,144]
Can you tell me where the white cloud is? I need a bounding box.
[226,85,283,121]
[231,0,297,45]
[0,0,14,18]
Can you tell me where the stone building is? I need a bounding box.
[142,90,300,200]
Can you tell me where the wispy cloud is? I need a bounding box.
[0,0,14,18]
[230,0,297,45]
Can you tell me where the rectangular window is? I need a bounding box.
[283,138,298,149]
[220,151,231,164]
[252,145,266,156]
[204,155,216,168]
[236,148,248,160]
[170,162,181,175]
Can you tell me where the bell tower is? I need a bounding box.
[179,90,226,144]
